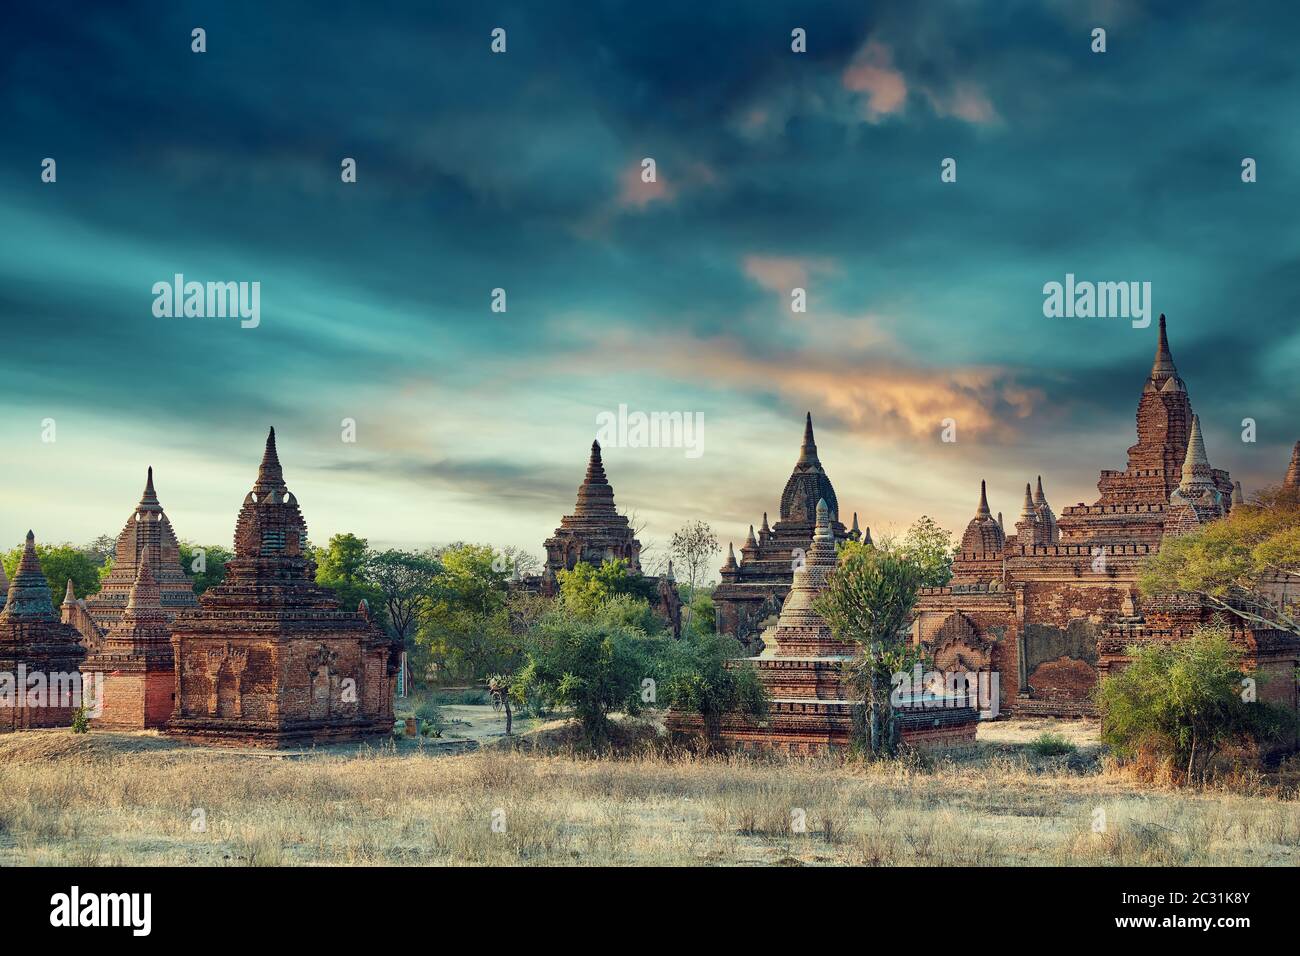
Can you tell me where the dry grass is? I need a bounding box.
[0,721,1296,867]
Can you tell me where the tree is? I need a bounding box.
[813,539,926,758]
[510,609,655,750]
[2,543,102,611]
[315,533,385,623]
[367,548,440,647]
[1096,626,1287,781]
[556,558,653,618]
[418,543,517,681]
[669,521,719,638]
[901,515,955,588]
[486,674,514,735]
[84,534,117,565]
[177,542,233,595]
[662,633,767,749]
[1139,487,1300,637]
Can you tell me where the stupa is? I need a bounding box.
[0,532,88,731]
[167,428,399,746]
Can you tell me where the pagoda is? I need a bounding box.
[81,549,175,729]
[167,428,398,747]
[542,440,642,573]
[713,413,860,650]
[669,501,978,753]
[0,532,88,731]
[70,467,197,651]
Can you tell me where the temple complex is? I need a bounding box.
[64,467,197,652]
[669,500,978,753]
[714,413,861,651]
[522,439,681,636]
[913,315,1296,718]
[167,428,399,747]
[0,532,88,731]
[81,550,176,729]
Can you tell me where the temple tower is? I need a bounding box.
[543,440,641,574]
[0,532,88,731]
[167,428,398,747]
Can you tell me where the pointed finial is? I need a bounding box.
[255,426,286,492]
[1180,414,1210,486]
[862,526,873,546]
[1150,313,1177,379]
[1020,483,1036,520]
[1034,475,1046,506]
[997,512,1004,530]
[746,524,757,547]
[723,542,738,571]
[851,511,860,532]
[797,411,818,464]
[977,480,991,517]
[62,578,76,606]
[760,512,770,534]
[19,530,41,573]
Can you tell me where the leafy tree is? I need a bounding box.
[177,542,233,595]
[511,609,655,749]
[683,586,716,635]
[669,521,719,637]
[419,543,517,681]
[814,539,926,758]
[556,558,653,618]
[663,633,767,748]
[2,543,102,610]
[84,534,117,565]
[368,548,440,646]
[1096,626,1286,780]
[315,533,385,622]
[901,515,955,588]
[1140,487,1300,636]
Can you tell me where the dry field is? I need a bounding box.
[0,717,1297,867]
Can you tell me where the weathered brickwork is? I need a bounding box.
[167,428,399,747]
[0,532,87,732]
[713,414,861,651]
[915,315,1300,720]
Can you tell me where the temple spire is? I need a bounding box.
[814,498,832,541]
[1150,314,1177,381]
[976,479,991,517]
[1285,441,1300,491]
[1020,483,1036,520]
[62,578,76,607]
[138,466,162,512]
[1033,475,1046,507]
[254,426,286,494]
[797,412,818,465]
[0,531,57,622]
[1179,414,1213,492]
[746,524,757,547]
[722,542,738,571]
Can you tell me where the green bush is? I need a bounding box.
[662,633,767,747]
[1096,626,1287,780]
[1029,732,1076,756]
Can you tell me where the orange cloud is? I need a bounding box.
[842,41,908,120]
[742,255,838,295]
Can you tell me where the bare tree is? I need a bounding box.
[669,520,719,638]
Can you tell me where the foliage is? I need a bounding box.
[662,633,767,747]
[814,538,926,758]
[901,515,955,588]
[1139,487,1300,636]
[71,707,90,734]
[314,533,386,621]
[669,521,719,637]
[177,542,233,595]
[1096,626,1287,780]
[418,543,517,681]
[556,559,654,617]
[367,548,440,644]
[510,608,658,749]
[2,543,103,611]
[1030,732,1076,757]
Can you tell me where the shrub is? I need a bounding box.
[1030,732,1076,757]
[1096,626,1288,781]
[662,633,767,748]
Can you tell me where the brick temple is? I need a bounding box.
[0,532,88,731]
[913,315,1299,718]
[669,500,978,753]
[167,428,399,747]
[80,550,175,729]
[63,467,197,653]
[522,439,681,636]
[714,413,862,650]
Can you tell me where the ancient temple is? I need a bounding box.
[0,532,88,731]
[714,413,860,650]
[66,467,197,652]
[167,428,399,746]
[913,315,1291,718]
[669,500,978,753]
[81,550,175,729]
[543,440,642,574]
[522,439,681,636]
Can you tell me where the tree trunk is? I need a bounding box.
[504,698,512,736]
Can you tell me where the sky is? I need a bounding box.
[2,1,1299,577]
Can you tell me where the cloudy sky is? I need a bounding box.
[2,1,1298,574]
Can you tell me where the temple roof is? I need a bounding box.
[253,426,287,496]
[1178,414,1216,493]
[1148,314,1181,385]
[1,531,56,622]
[779,413,839,524]
[232,427,309,564]
[960,481,1005,555]
[572,440,620,519]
